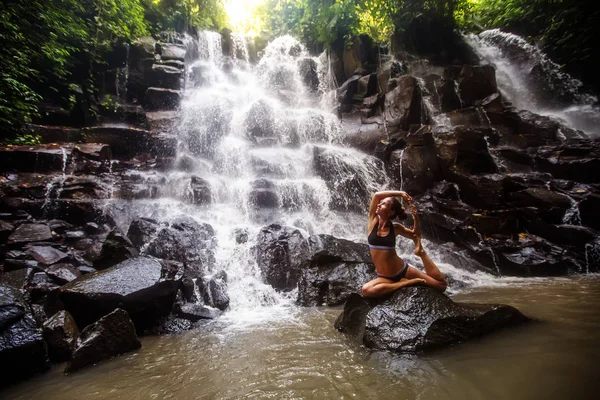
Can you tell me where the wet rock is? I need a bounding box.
[25,272,61,302]
[248,179,279,208]
[127,218,161,250]
[0,219,15,242]
[149,315,193,335]
[174,303,221,321]
[65,308,141,373]
[24,124,82,143]
[337,75,361,105]
[579,193,600,230]
[81,126,153,157]
[48,220,73,234]
[93,229,139,270]
[244,100,277,143]
[157,43,186,61]
[297,235,376,307]
[146,111,179,133]
[42,310,80,362]
[25,246,68,265]
[188,176,212,205]
[196,271,229,311]
[433,126,498,176]
[78,266,97,275]
[0,283,50,385]
[72,143,112,161]
[439,79,462,112]
[298,57,319,92]
[60,257,183,331]
[534,139,600,183]
[46,263,81,284]
[457,65,498,107]
[144,217,216,279]
[8,223,53,245]
[508,188,571,223]
[0,144,72,173]
[253,224,311,291]
[149,64,182,90]
[335,288,529,352]
[144,88,182,111]
[384,75,431,130]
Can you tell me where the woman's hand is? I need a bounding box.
[408,204,418,217]
[399,191,413,202]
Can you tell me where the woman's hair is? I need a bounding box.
[390,197,407,220]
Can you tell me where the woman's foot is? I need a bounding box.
[413,235,424,256]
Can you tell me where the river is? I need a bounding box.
[4,275,599,399]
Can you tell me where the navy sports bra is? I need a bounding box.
[368,221,396,250]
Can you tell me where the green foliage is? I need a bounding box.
[143,0,227,32]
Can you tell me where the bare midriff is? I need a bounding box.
[370,248,405,277]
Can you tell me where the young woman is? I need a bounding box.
[361,190,447,298]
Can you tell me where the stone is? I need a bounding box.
[248,179,279,208]
[144,88,182,111]
[433,126,498,175]
[0,144,73,173]
[298,57,319,92]
[0,283,49,385]
[252,224,310,291]
[81,126,153,157]
[158,43,186,61]
[335,288,529,352]
[150,64,182,90]
[579,193,600,230]
[93,228,139,270]
[439,79,462,112]
[46,263,81,284]
[42,310,80,362]
[174,303,221,322]
[457,65,498,107]
[196,272,229,311]
[146,111,179,133]
[25,272,61,302]
[8,223,53,245]
[127,218,161,250]
[25,246,68,265]
[384,75,431,130]
[65,308,141,373]
[297,235,376,307]
[60,257,183,331]
[0,219,15,242]
[188,176,212,205]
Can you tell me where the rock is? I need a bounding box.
[127,218,161,250]
[439,79,462,112]
[248,179,279,208]
[73,143,112,161]
[47,219,73,234]
[244,100,277,144]
[23,124,82,143]
[45,263,81,284]
[8,223,53,245]
[174,303,221,322]
[433,126,498,175]
[42,310,79,362]
[297,235,376,306]
[0,144,73,173]
[196,271,229,311]
[579,193,600,230]
[144,217,216,279]
[93,229,139,270]
[157,43,186,61]
[335,288,529,352]
[78,266,97,275]
[149,315,193,335]
[149,64,182,90]
[457,65,498,107]
[65,308,141,373]
[534,139,600,183]
[144,88,182,111]
[60,257,183,331]
[384,76,431,130]
[0,283,49,385]
[25,272,61,302]
[25,246,68,265]
[80,126,153,157]
[298,57,319,92]
[146,110,179,133]
[252,224,310,291]
[0,219,15,242]
[337,75,361,105]
[188,176,212,205]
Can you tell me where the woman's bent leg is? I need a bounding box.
[361,277,409,298]
[404,266,447,292]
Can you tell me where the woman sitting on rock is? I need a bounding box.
[361,190,447,297]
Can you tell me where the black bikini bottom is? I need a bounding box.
[377,262,409,282]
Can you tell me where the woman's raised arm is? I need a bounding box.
[368,190,413,219]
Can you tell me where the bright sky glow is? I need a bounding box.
[224,0,265,36]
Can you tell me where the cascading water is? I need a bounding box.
[106,34,389,316]
[466,29,600,136]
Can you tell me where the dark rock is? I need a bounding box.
[149,315,193,335]
[65,308,141,373]
[439,79,462,112]
[244,100,277,143]
[174,303,221,322]
[252,224,310,291]
[146,111,179,133]
[78,266,97,275]
[196,272,229,311]
[46,263,81,284]
[384,76,431,130]
[0,283,49,385]
[127,218,161,250]
[433,126,498,176]
[157,43,186,61]
[335,289,529,352]
[188,176,212,205]
[47,220,73,234]
[457,65,497,107]
[534,139,600,183]
[144,88,182,111]
[23,124,82,143]
[0,144,72,173]
[25,246,68,265]
[8,223,53,245]
[60,257,183,331]
[94,229,139,270]
[248,179,279,208]
[297,235,376,306]
[150,64,182,90]
[42,310,79,362]
[298,57,319,92]
[0,219,15,242]
[73,143,112,161]
[579,193,600,230]
[81,126,153,157]
[25,272,60,303]
[144,217,216,279]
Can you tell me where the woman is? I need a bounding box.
[361,190,447,298]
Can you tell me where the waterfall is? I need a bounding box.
[107,34,389,312]
[466,29,600,136]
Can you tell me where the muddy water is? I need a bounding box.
[4,276,600,400]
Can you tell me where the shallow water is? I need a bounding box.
[3,275,600,399]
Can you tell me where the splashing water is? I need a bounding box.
[466,29,600,136]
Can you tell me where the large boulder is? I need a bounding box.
[59,256,183,331]
[144,88,182,111]
[297,235,376,307]
[65,308,141,373]
[335,288,529,352]
[384,76,431,130]
[252,224,310,291]
[0,283,50,386]
[196,271,230,311]
[8,223,53,245]
[457,65,498,107]
[93,228,139,270]
[42,310,80,362]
